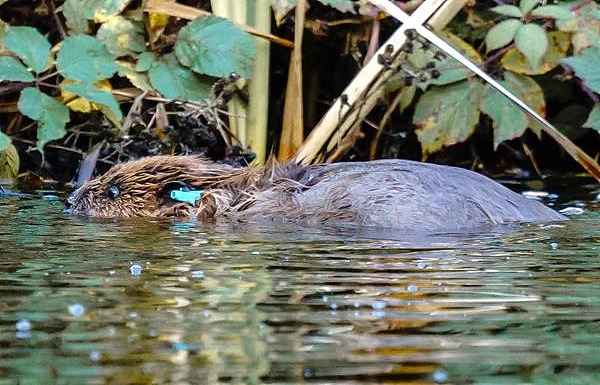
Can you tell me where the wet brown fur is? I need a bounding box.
[66,155,566,230]
[66,155,307,220]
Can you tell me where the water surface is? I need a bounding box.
[0,183,599,384]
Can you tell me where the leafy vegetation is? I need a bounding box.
[0,0,599,186]
[0,0,256,159]
[410,0,599,160]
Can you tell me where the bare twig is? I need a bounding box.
[144,0,294,48]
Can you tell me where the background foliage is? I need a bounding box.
[0,0,599,185]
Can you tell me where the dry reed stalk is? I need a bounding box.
[278,0,307,161]
[293,0,463,165]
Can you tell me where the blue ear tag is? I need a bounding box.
[170,189,203,205]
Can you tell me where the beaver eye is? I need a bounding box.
[107,185,120,200]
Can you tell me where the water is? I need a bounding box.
[0,182,599,384]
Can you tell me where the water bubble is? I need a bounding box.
[372,310,386,318]
[108,270,116,275]
[89,350,101,361]
[16,331,31,339]
[559,206,584,215]
[433,369,449,383]
[130,264,142,276]
[522,191,546,200]
[330,302,338,310]
[550,242,558,250]
[371,300,387,310]
[191,270,205,278]
[406,284,418,292]
[417,261,427,269]
[16,319,31,332]
[322,295,329,303]
[303,368,313,378]
[68,303,85,317]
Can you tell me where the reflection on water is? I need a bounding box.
[0,190,599,384]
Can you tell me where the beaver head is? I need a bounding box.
[65,155,243,218]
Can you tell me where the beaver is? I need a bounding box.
[64,155,566,230]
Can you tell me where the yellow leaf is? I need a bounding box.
[501,31,571,75]
[117,60,152,91]
[148,12,170,44]
[61,79,114,113]
[67,97,93,113]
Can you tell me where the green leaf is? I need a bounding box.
[149,53,212,101]
[271,0,355,18]
[17,87,69,151]
[429,31,483,86]
[520,0,539,14]
[401,31,481,88]
[96,16,145,57]
[481,89,528,149]
[583,103,600,133]
[63,0,133,32]
[56,35,118,82]
[552,104,589,140]
[62,0,90,33]
[0,132,10,151]
[398,84,417,113]
[491,5,523,18]
[3,26,51,73]
[117,61,151,91]
[561,46,600,94]
[136,52,154,72]
[317,0,355,13]
[557,13,600,55]
[413,80,485,156]
[531,5,574,20]
[485,19,522,52]
[515,23,548,68]
[508,71,546,137]
[480,74,537,148]
[0,56,35,82]
[61,82,122,120]
[175,16,255,78]
[501,30,570,75]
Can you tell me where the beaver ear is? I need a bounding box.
[157,181,193,205]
